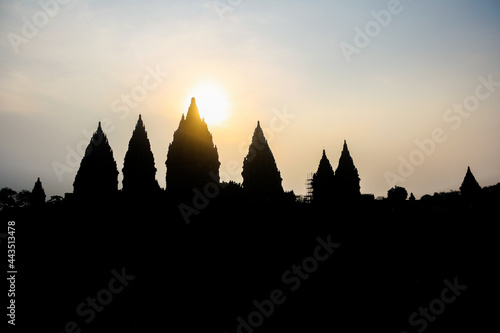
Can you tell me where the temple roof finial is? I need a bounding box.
[186,97,200,121]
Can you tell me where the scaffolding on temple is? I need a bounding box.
[304,172,314,203]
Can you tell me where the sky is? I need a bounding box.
[1,0,499,199]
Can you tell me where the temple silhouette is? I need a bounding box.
[31,177,46,206]
[66,99,368,205]
[122,115,161,198]
[166,97,220,200]
[73,122,119,199]
[4,97,494,208]
[311,149,335,203]
[460,166,482,200]
[242,121,284,200]
[310,141,360,203]
[1,97,498,333]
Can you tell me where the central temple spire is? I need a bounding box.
[166,97,220,198]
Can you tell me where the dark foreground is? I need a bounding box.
[2,197,498,332]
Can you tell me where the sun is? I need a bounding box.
[185,82,231,126]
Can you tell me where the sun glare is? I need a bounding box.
[185,82,231,126]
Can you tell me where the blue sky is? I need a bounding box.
[1,0,500,198]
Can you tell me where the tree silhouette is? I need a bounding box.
[122,115,161,196]
[388,186,408,201]
[0,188,17,210]
[31,177,46,206]
[311,149,335,203]
[47,195,64,206]
[334,140,360,200]
[73,122,119,198]
[482,183,500,201]
[460,166,481,200]
[166,98,220,198]
[241,121,284,199]
[220,181,244,201]
[16,190,32,208]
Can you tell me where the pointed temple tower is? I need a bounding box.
[73,122,119,198]
[122,115,160,196]
[166,98,220,198]
[241,121,284,199]
[334,140,360,200]
[460,166,481,200]
[311,149,335,203]
[31,177,46,206]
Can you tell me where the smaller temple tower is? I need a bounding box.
[311,149,335,203]
[31,177,46,206]
[122,115,160,196]
[73,122,119,198]
[241,121,284,199]
[334,140,361,200]
[460,166,481,200]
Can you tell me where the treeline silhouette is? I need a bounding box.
[1,98,499,332]
[4,184,497,332]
